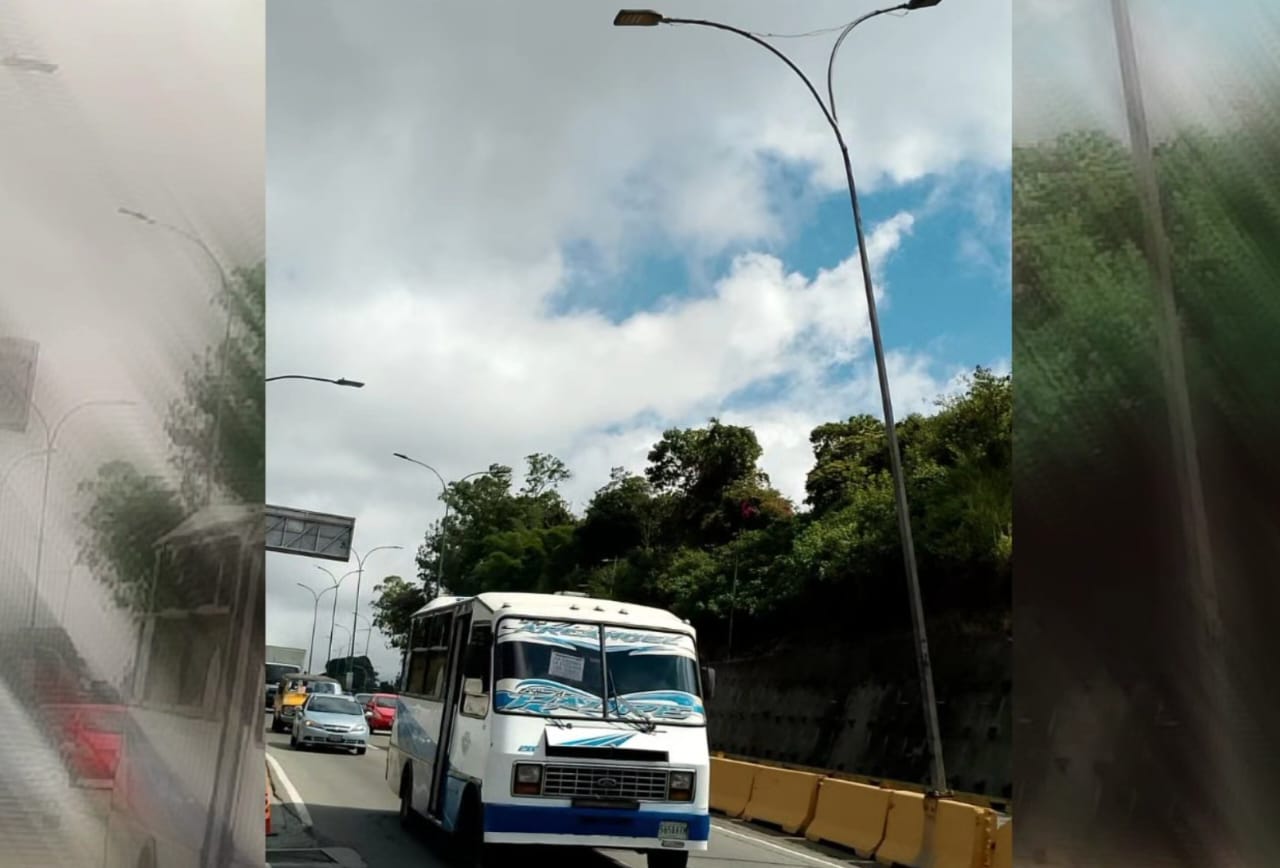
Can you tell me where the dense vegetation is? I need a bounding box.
[1014,81,1280,864]
[371,368,1012,657]
[80,262,265,612]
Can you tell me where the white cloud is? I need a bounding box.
[265,0,1010,669]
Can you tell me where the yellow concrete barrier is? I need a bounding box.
[990,818,1012,868]
[804,778,892,858]
[709,757,757,818]
[920,799,996,868]
[741,764,823,834]
[875,790,926,865]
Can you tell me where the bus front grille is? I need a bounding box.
[542,764,670,801]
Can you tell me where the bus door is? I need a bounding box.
[428,609,471,819]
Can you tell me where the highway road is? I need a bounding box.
[264,716,873,868]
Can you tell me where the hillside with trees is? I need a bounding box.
[371,367,1012,656]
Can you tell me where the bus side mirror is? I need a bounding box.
[464,678,485,697]
[701,666,716,699]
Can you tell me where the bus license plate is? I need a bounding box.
[657,822,688,841]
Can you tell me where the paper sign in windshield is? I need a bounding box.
[548,651,585,683]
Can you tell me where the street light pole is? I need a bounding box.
[615,1,949,793]
[266,375,365,387]
[353,613,374,657]
[315,565,359,672]
[349,545,402,691]
[296,581,338,673]
[393,453,493,598]
[0,449,49,509]
[1109,0,1230,836]
[23,399,135,628]
[118,207,231,505]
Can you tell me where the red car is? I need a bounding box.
[363,693,397,732]
[49,703,123,787]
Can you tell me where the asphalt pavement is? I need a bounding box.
[263,714,874,868]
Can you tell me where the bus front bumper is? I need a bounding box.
[483,804,710,851]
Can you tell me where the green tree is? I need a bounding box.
[646,418,790,546]
[165,262,266,506]
[368,575,426,650]
[78,260,264,614]
[77,462,187,612]
[414,455,577,598]
[387,371,1013,647]
[576,467,667,563]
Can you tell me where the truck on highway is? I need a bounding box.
[265,645,306,708]
[385,591,715,868]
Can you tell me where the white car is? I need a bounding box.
[290,694,370,754]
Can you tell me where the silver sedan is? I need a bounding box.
[289,694,370,755]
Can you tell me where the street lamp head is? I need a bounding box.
[335,378,365,388]
[906,0,942,8]
[393,452,410,461]
[117,207,155,224]
[614,9,664,26]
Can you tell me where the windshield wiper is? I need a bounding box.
[607,676,656,733]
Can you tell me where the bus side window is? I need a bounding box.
[405,650,429,695]
[423,615,451,701]
[405,614,433,697]
[460,623,492,718]
[463,623,493,694]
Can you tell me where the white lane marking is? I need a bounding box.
[266,751,313,829]
[711,820,865,867]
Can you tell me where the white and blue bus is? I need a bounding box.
[386,591,716,868]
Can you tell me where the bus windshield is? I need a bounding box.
[494,618,705,725]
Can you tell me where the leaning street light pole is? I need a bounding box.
[348,545,402,691]
[266,375,364,388]
[393,452,493,598]
[353,612,374,656]
[118,207,231,505]
[1109,0,1231,827]
[615,1,949,792]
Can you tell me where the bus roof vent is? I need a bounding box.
[555,591,588,597]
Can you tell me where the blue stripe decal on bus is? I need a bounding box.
[484,804,711,840]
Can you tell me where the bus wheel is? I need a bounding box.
[646,851,689,868]
[398,767,417,830]
[455,792,502,867]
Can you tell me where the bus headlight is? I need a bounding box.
[668,770,694,801]
[513,763,543,796]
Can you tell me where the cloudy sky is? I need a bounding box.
[265,0,1012,679]
[1015,0,1279,143]
[1,0,262,683]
